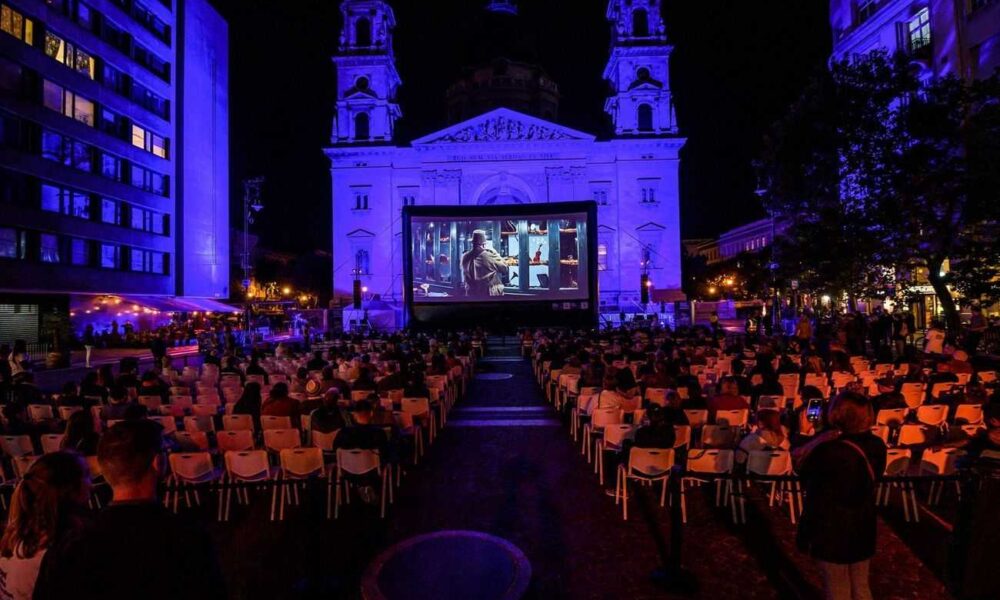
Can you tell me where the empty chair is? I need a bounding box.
[58,406,83,421]
[742,450,797,524]
[915,405,948,428]
[682,449,736,523]
[700,425,739,449]
[261,415,292,430]
[878,448,917,522]
[673,425,692,449]
[683,409,709,428]
[223,414,255,431]
[138,395,163,412]
[920,447,960,505]
[645,388,668,407]
[183,415,216,433]
[0,435,35,458]
[615,447,674,520]
[11,455,38,479]
[167,452,223,518]
[400,397,437,444]
[27,404,54,423]
[831,372,856,390]
[311,429,339,455]
[217,430,255,453]
[223,450,277,521]
[595,424,636,484]
[583,408,622,464]
[929,382,954,400]
[954,404,983,425]
[40,433,66,454]
[192,404,220,418]
[174,431,211,452]
[263,428,301,453]
[876,408,908,427]
[277,448,330,520]
[169,386,191,397]
[148,415,178,436]
[896,424,929,447]
[977,371,997,384]
[246,374,266,386]
[334,448,390,519]
[714,409,748,428]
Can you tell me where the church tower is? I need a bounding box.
[603,0,677,136]
[331,0,401,144]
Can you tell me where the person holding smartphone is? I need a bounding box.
[793,392,887,600]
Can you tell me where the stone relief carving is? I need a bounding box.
[431,116,575,143]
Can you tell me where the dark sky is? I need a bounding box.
[212,0,831,253]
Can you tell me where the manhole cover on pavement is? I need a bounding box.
[476,373,514,380]
[361,530,531,600]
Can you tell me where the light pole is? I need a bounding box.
[755,173,781,335]
[242,177,265,331]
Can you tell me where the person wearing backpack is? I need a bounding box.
[793,392,887,600]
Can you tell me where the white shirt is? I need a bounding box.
[0,547,46,600]
[925,329,946,354]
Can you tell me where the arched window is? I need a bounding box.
[355,17,372,47]
[637,104,653,132]
[354,112,370,140]
[355,249,370,275]
[632,9,649,37]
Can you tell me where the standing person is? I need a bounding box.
[795,315,813,349]
[793,392,887,600]
[82,325,95,368]
[924,320,946,356]
[0,452,90,600]
[965,305,988,356]
[232,381,263,430]
[8,340,29,379]
[460,230,509,298]
[891,312,909,359]
[149,333,167,372]
[34,421,226,599]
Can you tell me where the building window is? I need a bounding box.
[100,243,119,269]
[75,2,92,30]
[632,8,649,37]
[39,233,60,263]
[908,8,931,54]
[597,243,608,271]
[98,107,123,137]
[41,183,90,218]
[131,123,168,158]
[355,17,372,46]
[101,198,119,224]
[639,180,660,204]
[0,4,34,45]
[130,248,165,273]
[41,130,92,172]
[133,42,170,81]
[43,31,96,79]
[353,189,370,210]
[354,112,370,140]
[100,153,122,181]
[355,249,370,275]
[637,104,653,132]
[130,164,167,195]
[0,227,20,258]
[0,56,22,94]
[70,238,88,265]
[151,251,164,274]
[857,0,880,24]
[42,80,95,126]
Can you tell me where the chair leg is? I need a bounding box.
[660,477,667,508]
[622,476,629,521]
[279,483,286,521]
[380,471,387,519]
[909,483,920,523]
[269,481,277,521]
[387,467,394,504]
[334,478,341,519]
[680,480,688,523]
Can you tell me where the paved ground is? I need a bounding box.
[178,349,957,599]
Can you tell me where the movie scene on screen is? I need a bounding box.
[410,213,590,302]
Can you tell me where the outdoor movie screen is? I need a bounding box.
[408,211,591,303]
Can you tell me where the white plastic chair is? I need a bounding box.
[334,448,390,519]
[261,415,292,430]
[700,425,738,449]
[40,433,65,454]
[682,449,736,523]
[878,448,918,522]
[741,450,798,523]
[876,408,909,427]
[0,435,34,458]
[183,415,216,433]
[174,431,211,452]
[596,424,636,484]
[714,409,748,428]
[138,395,163,412]
[916,405,948,428]
[683,409,709,428]
[264,428,302,454]
[27,404,54,423]
[223,450,276,521]
[615,447,674,520]
[217,430,255,453]
[277,447,330,520]
[583,408,622,464]
[920,447,960,506]
[148,415,178,436]
[167,452,223,518]
[954,404,983,425]
[223,414,255,431]
[401,397,436,444]
[58,406,83,421]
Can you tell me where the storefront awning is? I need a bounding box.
[70,295,241,315]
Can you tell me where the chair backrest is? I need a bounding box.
[183,415,215,433]
[897,424,928,446]
[174,431,211,452]
[930,382,954,399]
[870,425,890,444]
[700,425,738,448]
[920,447,958,476]
[978,371,997,384]
[876,408,908,426]
[263,428,301,452]
[747,450,792,476]
[311,428,338,451]
[192,404,220,418]
[169,386,190,397]
[400,397,430,416]
[831,372,856,389]
[883,448,911,476]
[225,450,270,480]
[41,433,65,454]
[335,448,380,476]
[217,430,255,453]
[12,455,38,479]
[148,415,178,435]
[138,395,162,411]
[223,414,255,431]
[261,415,292,430]
[916,404,948,427]
[627,447,674,477]
[1,435,34,458]
[686,449,735,474]
[246,374,266,386]
[27,404,54,422]
[351,390,370,402]
[683,409,708,428]
[279,447,324,477]
[603,424,636,447]
[673,425,692,449]
[714,409,748,427]
[591,407,622,428]
[168,452,214,481]
[645,388,668,407]
[954,404,983,425]
[757,395,784,411]
[58,405,83,421]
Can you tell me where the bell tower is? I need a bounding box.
[603,0,677,136]
[332,0,402,144]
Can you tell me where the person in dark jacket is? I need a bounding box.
[793,392,886,600]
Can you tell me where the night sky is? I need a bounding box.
[211,0,831,254]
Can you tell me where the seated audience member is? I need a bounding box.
[137,371,168,402]
[102,386,135,422]
[306,351,328,372]
[941,350,974,375]
[245,357,270,384]
[61,410,100,455]
[321,366,351,397]
[595,376,626,411]
[290,367,311,395]
[352,368,378,392]
[376,362,406,394]
[220,357,245,383]
[311,389,347,434]
[0,452,90,600]
[232,382,263,429]
[737,408,790,463]
[334,400,389,458]
[10,373,44,408]
[707,377,750,416]
[56,382,86,408]
[1,404,33,437]
[34,421,226,599]
[633,405,676,449]
[403,372,430,399]
[261,382,300,427]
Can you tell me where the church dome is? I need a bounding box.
[445,1,560,123]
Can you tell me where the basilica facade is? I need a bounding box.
[326,0,685,312]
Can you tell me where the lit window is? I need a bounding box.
[41,183,62,213]
[101,198,119,224]
[101,153,122,181]
[39,233,60,263]
[44,31,95,79]
[131,124,145,148]
[71,191,89,218]
[100,243,118,268]
[0,227,18,258]
[73,94,94,126]
[597,243,608,271]
[0,5,34,45]
[70,238,88,265]
[908,8,931,53]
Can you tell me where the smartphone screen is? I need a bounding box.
[806,398,823,422]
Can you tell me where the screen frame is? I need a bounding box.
[402,201,599,327]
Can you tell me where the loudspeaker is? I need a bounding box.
[640,273,650,304]
[353,280,362,309]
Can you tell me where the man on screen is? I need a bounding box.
[461,229,509,297]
